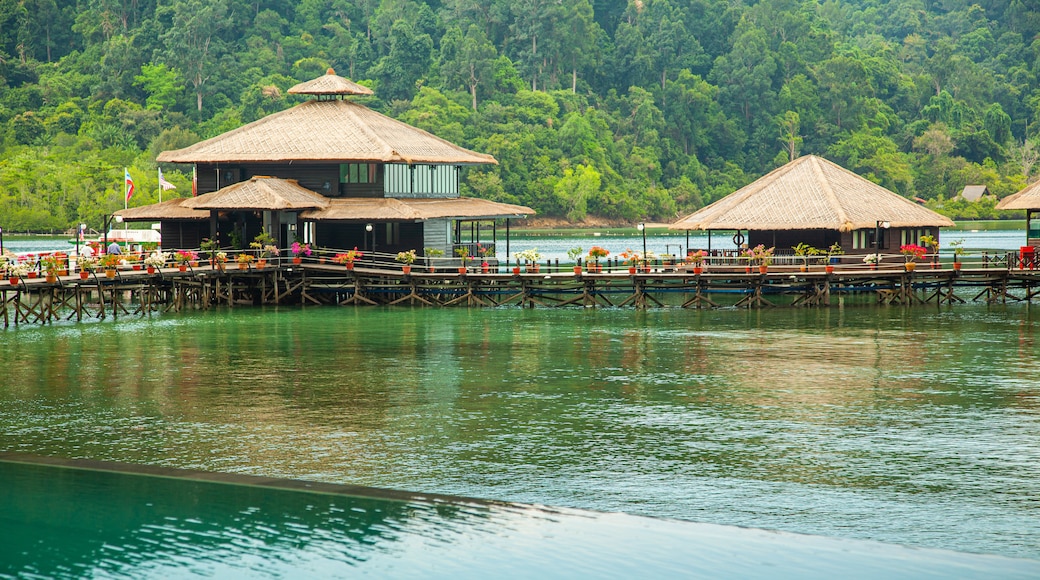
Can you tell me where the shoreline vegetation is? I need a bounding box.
[4,2,1040,233]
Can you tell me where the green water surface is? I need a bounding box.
[1,305,1038,560]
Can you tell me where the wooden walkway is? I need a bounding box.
[3,261,1040,326]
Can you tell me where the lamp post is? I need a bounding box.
[75,223,86,262]
[0,226,4,256]
[102,214,123,253]
[875,220,890,250]
[365,223,374,252]
[638,222,646,259]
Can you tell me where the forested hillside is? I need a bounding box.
[1,0,1037,231]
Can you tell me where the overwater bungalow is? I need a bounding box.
[669,155,955,257]
[118,68,533,259]
[995,181,1040,253]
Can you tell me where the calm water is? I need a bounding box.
[4,458,1037,579]
[1,305,1039,562]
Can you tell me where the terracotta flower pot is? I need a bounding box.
[9,277,19,285]
[458,267,468,274]
[905,262,916,272]
[628,266,637,274]
[132,264,141,271]
[256,260,267,269]
[759,265,768,274]
[238,263,248,270]
[147,266,156,274]
[825,265,835,274]
[512,267,521,275]
[953,262,962,271]
[573,266,582,275]
[105,269,116,278]
[693,266,704,275]
[46,274,57,283]
[293,257,302,264]
[27,272,37,279]
[402,265,412,274]
[178,264,187,272]
[80,271,90,280]
[345,261,354,270]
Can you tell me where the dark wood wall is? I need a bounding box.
[196,163,384,198]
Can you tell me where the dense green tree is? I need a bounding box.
[370,20,433,102]
[5,0,1040,229]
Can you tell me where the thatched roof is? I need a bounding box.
[670,155,954,232]
[960,185,989,202]
[115,197,209,221]
[299,197,534,221]
[287,68,373,96]
[182,177,330,211]
[156,71,496,165]
[996,180,1040,210]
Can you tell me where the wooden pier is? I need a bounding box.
[2,259,1039,327]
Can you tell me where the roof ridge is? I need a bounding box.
[333,101,399,161]
[811,156,853,232]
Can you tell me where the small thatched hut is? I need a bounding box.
[120,68,532,254]
[995,182,1040,247]
[669,155,954,255]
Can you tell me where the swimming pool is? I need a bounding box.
[2,454,1037,579]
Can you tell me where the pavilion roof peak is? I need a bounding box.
[287,68,374,97]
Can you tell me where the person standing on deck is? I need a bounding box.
[107,241,122,255]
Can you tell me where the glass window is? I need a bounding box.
[340,163,375,184]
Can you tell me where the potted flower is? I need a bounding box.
[291,241,312,264]
[792,243,818,272]
[825,243,843,273]
[174,250,198,271]
[620,249,642,274]
[688,249,707,275]
[250,229,278,267]
[99,253,121,278]
[643,250,657,273]
[949,239,965,271]
[23,255,38,279]
[144,252,166,274]
[236,253,255,269]
[396,249,417,274]
[424,247,444,272]
[862,253,882,270]
[744,244,774,274]
[455,246,471,274]
[78,255,98,278]
[900,244,927,271]
[41,254,62,283]
[53,252,69,276]
[333,248,363,269]
[920,235,939,268]
[7,261,29,285]
[200,238,220,265]
[476,244,493,273]
[514,248,542,273]
[567,247,584,275]
[587,246,609,273]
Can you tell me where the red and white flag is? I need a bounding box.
[124,168,135,202]
[158,168,176,191]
